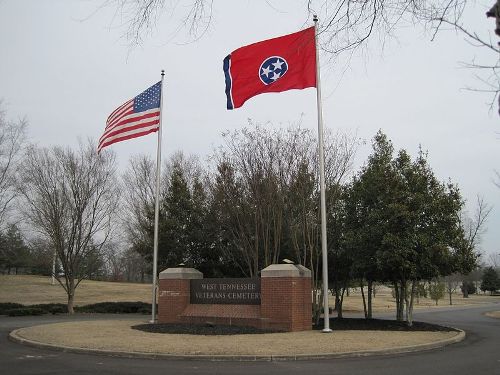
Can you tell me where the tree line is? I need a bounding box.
[0,104,495,322]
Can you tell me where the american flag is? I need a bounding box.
[98,81,162,153]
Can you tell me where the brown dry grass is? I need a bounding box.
[15,319,459,356]
[334,286,500,314]
[2,275,499,313]
[0,275,150,305]
[485,311,500,319]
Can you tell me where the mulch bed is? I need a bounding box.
[315,318,458,332]
[132,323,282,335]
[132,318,457,335]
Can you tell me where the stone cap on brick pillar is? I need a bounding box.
[260,264,311,278]
[294,264,312,278]
[159,267,203,279]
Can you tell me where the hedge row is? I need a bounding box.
[75,302,152,314]
[0,301,153,317]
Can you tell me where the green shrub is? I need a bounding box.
[0,302,24,315]
[461,281,476,295]
[481,267,500,294]
[75,301,152,314]
[30,303,68,314]
[6,307,45,316]
[1,301,152,316]
[416,283,428,298]
[429,282,446,305]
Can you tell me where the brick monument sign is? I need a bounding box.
[158,264,312,332]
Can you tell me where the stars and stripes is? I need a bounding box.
[98,81,162,153]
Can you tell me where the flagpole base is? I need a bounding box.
[322,328,333,333]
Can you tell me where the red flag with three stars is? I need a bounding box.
[223,27,316,110]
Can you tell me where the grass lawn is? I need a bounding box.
[0,275,151,306]
[13,319,461,356]
[336,285,500,314]
[1,274,499,312]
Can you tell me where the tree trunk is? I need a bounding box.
[367,280,373,319]
[394,281,404,321]
[67,278,76,314]
[313,288,322,325]
[396,281,405,322]
[67,292,75,314]
[449,290,453,305]
[340,286,346,318]
[406,280,416,327]
[399,282,405,321]
[360,280,368,318]
[462,281,469,298]
[403,281,409,323]
[335,285,343,318]
[393,282,399,321]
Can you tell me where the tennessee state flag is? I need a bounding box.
[223,27,316,110]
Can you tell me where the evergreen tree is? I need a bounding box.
[158,164,192,270]
[343,131,396,319]
[429,281,446,305]
[0,224,30,274]
[343,131,471,325]
[188,176,225,277]
[480,267,500,294]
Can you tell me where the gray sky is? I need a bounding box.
[0,0,498,260]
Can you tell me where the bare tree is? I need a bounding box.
[212,124,300,276]
[106,0,214,45]
[312,0,499,112]
[444,273,461,304]
[461,196,491,255]
[18,141,119,313]
[425,1,500,113]
[211,123,358,321]
[122,154,157,262]
[111,1,499,113]
[488,252,500,268]
[122,151,204,272]
[104,242,126,281]
[0,104,27,228]
[459,196,492,297]
[121,247,149,282]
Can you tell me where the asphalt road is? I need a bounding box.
[1,304,499,375]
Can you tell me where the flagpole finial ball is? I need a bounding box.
[161,70,165,76]
[313,14,318,22]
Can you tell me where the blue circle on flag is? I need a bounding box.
[259,56,288,85]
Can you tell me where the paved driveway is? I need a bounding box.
[1,304,499,375]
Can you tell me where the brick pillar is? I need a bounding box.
[157,267,203,323]
[260,264,312,332]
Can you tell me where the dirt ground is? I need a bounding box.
[14,319,460,356]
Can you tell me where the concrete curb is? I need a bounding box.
[8,328,465,361]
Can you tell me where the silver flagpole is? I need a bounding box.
[313,15,332,333]
[151,70,165,323]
